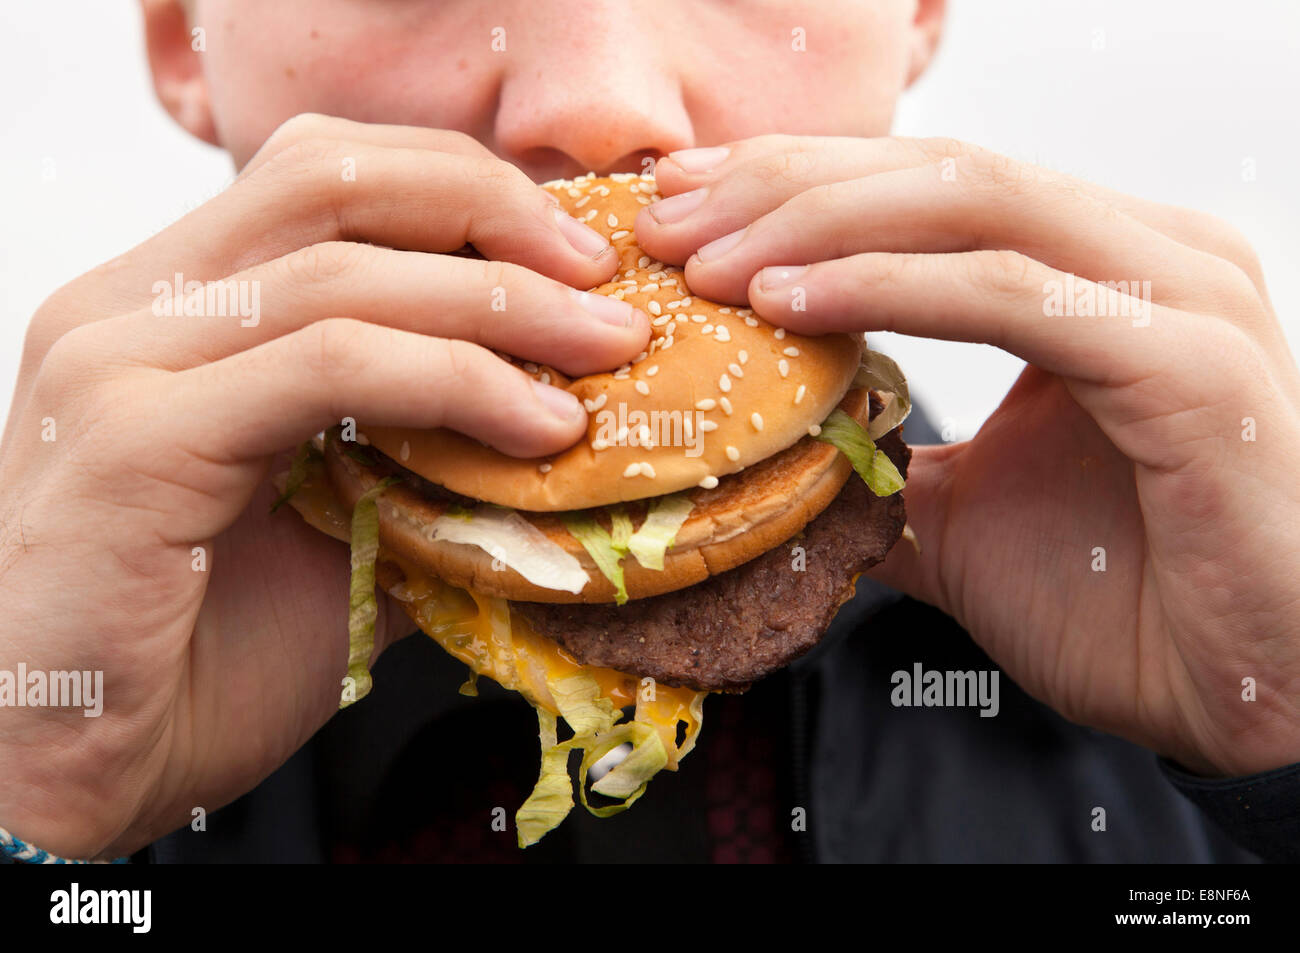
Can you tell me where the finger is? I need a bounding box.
[167,319,589,468]
[646,135,1270,300]
[237,113,499,179]
[50,143,617,325]
[746,249,1199,387]
[88,243,650,375]
[676,159,1252,319]
[861,442,958,615]
[640,135,959,263]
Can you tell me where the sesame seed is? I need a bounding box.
[744,316,759,327]
[662,336,674,348]
[524,362,539,373]
[635,351,648,362]
[642,462,656,478]
[641,283,660,293]
[636,196,651,205]
[638,256,651,268]
[646,365,659,376]
[612,288,626,300]
[611,230,630,240]
[720,307,732,314]
[719,374,732,393]
[775,328,786,340]
[738,350,749,364]
[597,186,611,196]
[728,363,744,378]
[629,183,640,193]
[794,385,807,405]
[720,397,733,415]
[696,398,717,411]
[715,326,731,342]
[584,209,598,222]
[400,440,411,462]
[650,270,667,280]
[539,463,552,473]
[681,297,692,306]
[808,424,822,437]
[784,346,801,357]
[623,463,641,478]
[778,359,790,377]
[592,393,608,410]
[592,438,610,451]
[751,412,764,431]
[638,425,653,446]
[575,195,591,208]
[737,309,753,317]
[691,313,707,323]
[648,301,662,316]
[616,425,630,443]
[539,372,551,385]
[699,420,719,432]
[624,269,636,278]
[726,445,740,462]
[567,187,581,198]
[699,475,719,489]
[635,380,650,396]
[652,314,671,327]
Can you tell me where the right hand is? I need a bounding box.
[0,115,649,859]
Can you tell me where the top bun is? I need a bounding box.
[363,172,863,512]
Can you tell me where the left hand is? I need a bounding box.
[635,134,1300,778]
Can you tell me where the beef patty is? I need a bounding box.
[513,426,911,692]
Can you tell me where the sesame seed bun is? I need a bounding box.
[325,387,873,603]
[360,172,864,512]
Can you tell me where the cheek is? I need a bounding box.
[686,2,913,140]
[198,0,491,167]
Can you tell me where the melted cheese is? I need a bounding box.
[283,458,707,769]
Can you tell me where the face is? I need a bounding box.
[161,0,939,179]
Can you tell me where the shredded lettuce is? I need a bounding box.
[514,666,690,846]
[628,494,694,570]
[427,506,589,594]
[547,673,619,737]
[816,409,905,497]
[516,709,577,848]
[853,348,912,440]
[270,441,323,513]
[562,507,632,605]
[581,722,668,810]
[341,476,398,709]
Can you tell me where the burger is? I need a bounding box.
[275,172,913,846]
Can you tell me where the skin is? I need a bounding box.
[0,0,1296,859]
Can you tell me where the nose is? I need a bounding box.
[492,6,694,180]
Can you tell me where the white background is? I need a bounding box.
[2,1,1297,438]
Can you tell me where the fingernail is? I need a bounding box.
[667,146,730,173]
[554,207,610,258]
[531,379,583,422]
[572,289,639,328]
[696,227,747,262]
[648,187,708,224]
[760,265,809,291]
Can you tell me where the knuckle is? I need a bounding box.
[973,249,1036,296]
[302,317,370,384]
[30,322,103,407]
[910,136,974,165]
[259,113,335,158]
[1201,217,1265,285]
[960,150,1038,199]
[751,148,818,188]
[255,136,346,189]
[283,241,368,287]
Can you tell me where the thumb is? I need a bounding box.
[864,441,961,620]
